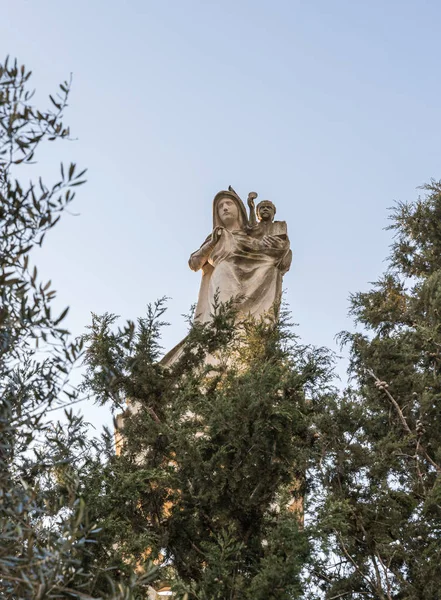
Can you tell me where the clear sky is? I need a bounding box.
[3,0,441,428]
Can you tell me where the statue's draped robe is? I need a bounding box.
[190,227,291,323]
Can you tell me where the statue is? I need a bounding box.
[161,187,291,364]
[190,188,291,323]
[246,192,292,275]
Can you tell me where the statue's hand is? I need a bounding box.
[211,226,224,245]
[262,235,284,250]
[247,191,257,209]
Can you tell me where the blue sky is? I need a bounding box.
[3,0,441,428]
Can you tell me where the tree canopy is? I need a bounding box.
[0,57,154,600]
[2,55,441,600]
[311,182,441,599]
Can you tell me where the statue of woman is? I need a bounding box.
[161,188,291,365]
[189,189,291,323]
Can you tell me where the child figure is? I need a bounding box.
[247,192,292,274]
[247,192,288,239]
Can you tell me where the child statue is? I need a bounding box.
[247,192,288,238]
[247,191,292,274]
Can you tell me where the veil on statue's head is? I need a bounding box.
[212,188,249,229]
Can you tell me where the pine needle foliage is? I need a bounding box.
[81,300,336,599]
[312,182,441,600]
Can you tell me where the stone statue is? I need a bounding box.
[246,193,292,276]
[189,188,292,323]
[161,187,291,365]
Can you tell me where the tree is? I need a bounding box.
[0,57,154,599]
[312,182,441,599]
[11,54,441,600]
[81,299,335,599]
[0,54,336,600]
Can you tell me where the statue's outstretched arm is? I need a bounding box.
[247,192,258,228]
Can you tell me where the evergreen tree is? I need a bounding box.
[81,300,335,599]
[0,54,335,600]
[13,53,441,600]
[313,182,441,599]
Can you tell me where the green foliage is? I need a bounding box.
[0,55,335,600]
[0,57,155,599]
[81,299,335,599]
[9,54,441,600]
[312,182,441,599]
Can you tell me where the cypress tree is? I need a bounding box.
[313,182,441,599]
[81,301,335,599]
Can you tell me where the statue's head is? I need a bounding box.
[213,190,248,231]
[257,200,276,222]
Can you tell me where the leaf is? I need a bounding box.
[49,94,61,109]
[54,306,69,325]
[2,277,21,286]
